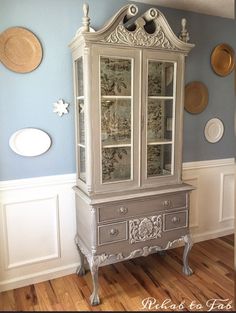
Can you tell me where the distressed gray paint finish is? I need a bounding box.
[71,4,194,305]
[163,210,188,231]
[98,191,187,222]
[98,221,128,245]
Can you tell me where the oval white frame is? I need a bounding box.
[204,118,224,143]
[9,128,52,157]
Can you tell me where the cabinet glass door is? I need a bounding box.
[145,57,176,180]
[100,57,132,183]
[76,57,86,183]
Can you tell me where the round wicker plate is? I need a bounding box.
[184,81,209,114]
[0,27,42,73]
[211,43,235,77]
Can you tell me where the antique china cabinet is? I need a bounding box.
[69,3,195,305]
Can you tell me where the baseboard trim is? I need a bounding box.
[192,227,234,243]
[0,263,79,292]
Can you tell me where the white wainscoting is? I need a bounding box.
[0,174,79,292]
[0,158,235,291]
[183,158,235,242]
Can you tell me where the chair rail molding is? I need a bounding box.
[182,157,235,170]
[0,158,234,291]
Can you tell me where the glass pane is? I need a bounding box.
[78,100,85,145]
[148,61,174,96]
[147,144,172,177]
[102,147,131,183]
[77,57,84,96]
[100,57,131,96]
[147,99,173,142]
[79,146,86,182]
[101,99,131,146]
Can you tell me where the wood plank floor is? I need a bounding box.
[0,235,234,311]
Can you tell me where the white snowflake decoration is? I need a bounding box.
[53,99,69,117]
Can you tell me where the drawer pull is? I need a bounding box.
[118,206,128,215]
[110,228,119,236]
[163,200,171,208]
[171,216,180,223]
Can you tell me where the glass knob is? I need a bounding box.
[163,200,171,208]
[171,216,180,223]
[110,228,119,236]
[119,206,128,214]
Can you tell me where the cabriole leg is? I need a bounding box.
[182,233,193,275]
[89,260,100,306]
[75,236,86,276]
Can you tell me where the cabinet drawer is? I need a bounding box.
[98,193,187,222]
[98,221,128,245]
[163,210,188,231]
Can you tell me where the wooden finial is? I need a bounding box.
[83,3,89,16]
[82,3,90,32]
[181,18,186,29]
[179,18,190,43]
[126,4,138,19]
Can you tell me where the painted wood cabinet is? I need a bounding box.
[69,3,195,305]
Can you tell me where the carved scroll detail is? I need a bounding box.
[103,24,176,49]
[75,234,186,268]
[100,236,185,265]
[129,215,162,244]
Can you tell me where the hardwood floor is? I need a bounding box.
[0,235,234,311]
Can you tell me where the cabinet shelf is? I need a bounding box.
[78,143,85,148]
[148,96,173,100]
[102,143,131,149]
[147,140,172,145]
[101,96,132,100]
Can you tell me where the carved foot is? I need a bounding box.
[183,265,193,276]
[90,292,100,306]
[182,234,193,276]
[76,265,86,276]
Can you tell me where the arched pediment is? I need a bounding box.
[71,4,194,54]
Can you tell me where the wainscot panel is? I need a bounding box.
[183,158,235,242]
[0,174,78,292]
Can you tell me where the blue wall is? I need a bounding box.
[183,11,236,162]
[0,0,235,181]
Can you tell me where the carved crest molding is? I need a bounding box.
[103,24,176,49]
[70,4,194,54]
